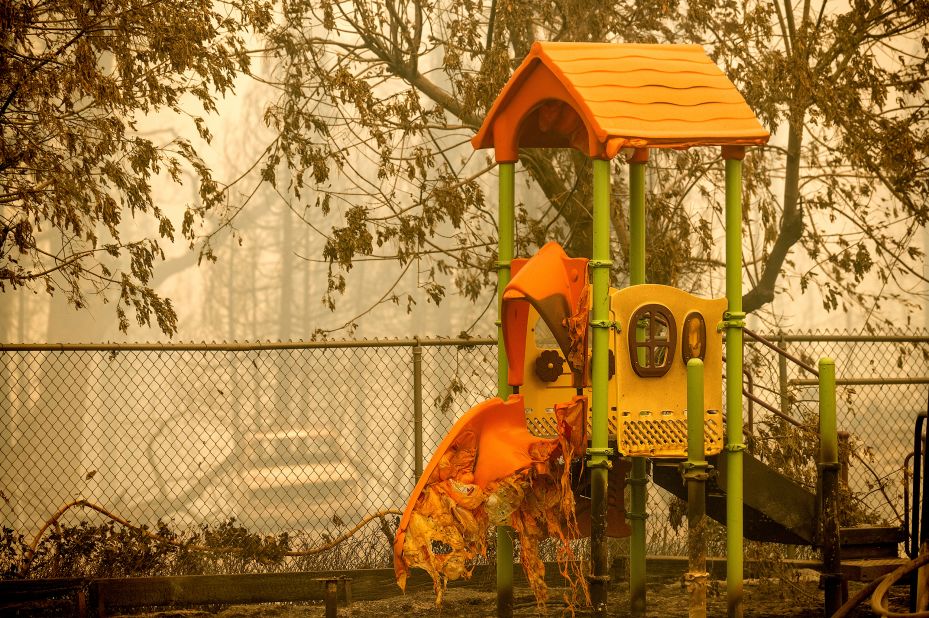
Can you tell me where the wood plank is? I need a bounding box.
[0,577,87,600]
[841,526,906,545]
[0,578,87,618]
[841,544,900,559]
[88,562,590,612]
[0,577,87,592]
[841,558,910,583]
[630,556,823,580]
[93,572,349,608]
[53,554,909,613]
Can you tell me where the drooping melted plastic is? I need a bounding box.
[393,395,589,610]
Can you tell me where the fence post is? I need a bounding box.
[778,331,789,421]
[413,338,423,481]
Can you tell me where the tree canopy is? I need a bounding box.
[0,0,272,335]
[3,0,926,337]
[241,0,928,329]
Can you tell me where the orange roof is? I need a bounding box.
[471,42,770,161]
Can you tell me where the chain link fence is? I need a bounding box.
[742,330,929,526]
[1,331,926,572]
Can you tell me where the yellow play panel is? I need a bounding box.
[521,284,725,458]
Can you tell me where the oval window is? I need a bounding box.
[628,304,677,378]
[682,312,707,364]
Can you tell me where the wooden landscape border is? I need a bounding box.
[87,563,561,613]
[0,556,900,616]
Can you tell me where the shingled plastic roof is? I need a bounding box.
[471,42,770,161]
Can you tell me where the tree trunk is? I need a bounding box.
[743,109,806,314]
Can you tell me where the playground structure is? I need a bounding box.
[391,41,925,617]
[393,240,734,612]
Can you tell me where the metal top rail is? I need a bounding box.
[7,328,929,352]
[0,337,497,353]
[3,330,927,353]
[753,333,929,344]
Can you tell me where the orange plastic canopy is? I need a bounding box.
[472,42,770,161]
[501,242,588,386]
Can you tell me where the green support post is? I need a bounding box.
[819,358,844,614]
[723,148,745,618]
[818,358,838,468]
[496,161,515,618]
[413,339,423,480]
[686,359,708,618]
[589,158,612,617]
[628,148,648,618]
[629,155,646,285]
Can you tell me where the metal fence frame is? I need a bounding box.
[0,336,494,501]
[2,331,928,573]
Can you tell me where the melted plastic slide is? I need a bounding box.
[502,242,589,387]
[393,394,589,607]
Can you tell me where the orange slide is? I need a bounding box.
[393,394,589,607]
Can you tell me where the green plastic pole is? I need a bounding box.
[686,358,708,618]
[496,161,515,618]
[628,150,648,618]
[629,157,646,286]
[819,358,844,614]
[589,157,612,617]
[723,151,745,618]
[819,359,838,463]
[687,359,706,460]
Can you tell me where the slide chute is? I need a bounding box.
[393,395,589,607]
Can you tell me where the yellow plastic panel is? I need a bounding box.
[610,284,726,458]
[521,307,618,438]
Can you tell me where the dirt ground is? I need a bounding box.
[113,576,912,617]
